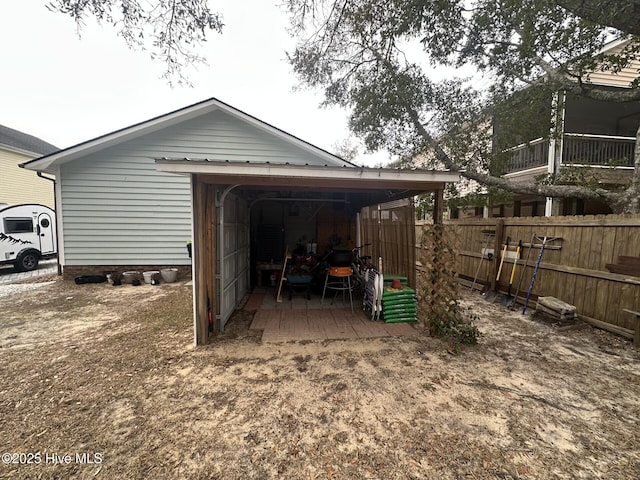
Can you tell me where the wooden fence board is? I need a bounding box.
[600,227,617,269]
[600,225,619,324]
[585,225,603,315]
[546,226,562,301]
[628,226,640,257]
[619,283,636,330]
[559,225,577,304]
[441,214,640,338]
[593,278,610,323]
[575,224,593,315]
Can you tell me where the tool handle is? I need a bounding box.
[495,238,510,281]
[522,241,546,314]
[509,246,521,284]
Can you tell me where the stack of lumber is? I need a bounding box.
[606,256,640,276]
[536,296,577,321]
[382,286,417,323]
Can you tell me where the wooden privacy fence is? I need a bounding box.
[361,199,416,287]
[441,214,640,341]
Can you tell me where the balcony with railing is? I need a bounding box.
[504,134,636,174]
[503,138,549,173]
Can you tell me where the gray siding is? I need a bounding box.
[60,156,191,266]
[60,109,339,266]
[132,109,342,165]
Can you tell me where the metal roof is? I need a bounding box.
[155,157,460,192]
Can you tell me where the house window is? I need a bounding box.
[4,218,33,234]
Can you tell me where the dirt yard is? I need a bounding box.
[0,277,638,479]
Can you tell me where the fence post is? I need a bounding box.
[433,189,444,225]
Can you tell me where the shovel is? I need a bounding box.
[469,231,494,292]
[501,240,521,306]
[486,237,509,303]
[508,233,536,310]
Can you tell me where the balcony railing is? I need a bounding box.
[562,134,635,167]
[504,138,549,173]
[504,134,636,174]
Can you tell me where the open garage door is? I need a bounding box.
[218,190,250,331]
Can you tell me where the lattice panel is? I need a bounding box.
[416,224,459,329]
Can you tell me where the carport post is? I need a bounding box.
[191,175,210,346]
[433,188,444,224]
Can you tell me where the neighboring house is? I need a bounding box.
[0,124,58,208]
[22,97,459,344]
[449,38,640,218]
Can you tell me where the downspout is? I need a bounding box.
[36,171,62,276]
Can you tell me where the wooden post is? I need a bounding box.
[408,198,417,289]
[433,188,444,225]
[491,218,505,292]
[192,176,209,346]
[205,184,217,335]
[514,200,521,217]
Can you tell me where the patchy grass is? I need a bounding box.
[0,280,639,479]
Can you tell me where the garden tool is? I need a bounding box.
[486,236,509,303]
[470,231,494,292]
[510,233,536,310]
[522,235,563,314]
[501,240,522,306]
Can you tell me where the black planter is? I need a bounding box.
[329,250,352,267]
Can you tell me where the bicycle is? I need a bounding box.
[350,243,372,295]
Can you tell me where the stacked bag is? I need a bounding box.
[382,275,417,323]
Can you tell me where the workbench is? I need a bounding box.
[256,262,281,287]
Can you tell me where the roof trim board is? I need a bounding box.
[0,142,44,158]
[155,158,460,191]
[598,36,633,56]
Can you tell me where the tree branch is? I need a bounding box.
[401,97,616,204]
[556,0,640,35]
[533,53,640,102]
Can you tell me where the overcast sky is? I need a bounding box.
[0,0,390,166]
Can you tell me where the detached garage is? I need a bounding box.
[22,97,459,345]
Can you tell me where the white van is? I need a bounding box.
[0,204,56,272]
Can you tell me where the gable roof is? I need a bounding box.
[0,124,58,156]
[21,97,357,173]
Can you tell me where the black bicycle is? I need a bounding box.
[350,243,373,294]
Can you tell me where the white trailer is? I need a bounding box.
[0,204,56,272]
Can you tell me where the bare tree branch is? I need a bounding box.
[48,0,224,84]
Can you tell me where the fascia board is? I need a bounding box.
[155,158,460,184]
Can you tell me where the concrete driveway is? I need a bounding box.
[0,258,58,285]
